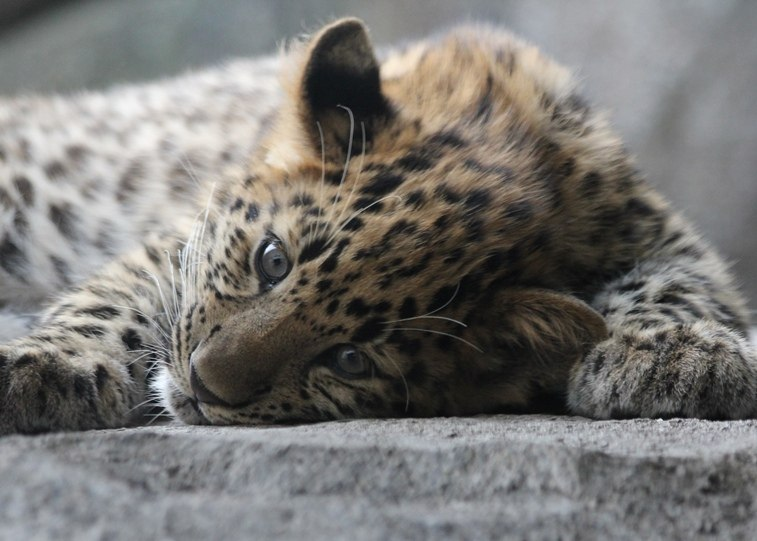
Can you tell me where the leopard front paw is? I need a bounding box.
[0,342,133,434]
[567,321,757,419]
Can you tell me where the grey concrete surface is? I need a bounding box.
[2,416,757,540]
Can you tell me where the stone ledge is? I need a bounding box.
[2,416,756,539]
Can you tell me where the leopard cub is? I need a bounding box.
[0,18,754,433]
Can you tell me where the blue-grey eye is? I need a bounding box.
[256,241,290,284]
[333,345,370,377]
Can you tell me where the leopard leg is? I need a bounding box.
[568,225,757,419]
[0,235,182,433]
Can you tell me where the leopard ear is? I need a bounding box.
[267,18,391,168]
[496,289,609,367]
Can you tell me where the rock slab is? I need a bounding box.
[1,416,756,540]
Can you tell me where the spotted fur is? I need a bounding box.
[0,18,754,433]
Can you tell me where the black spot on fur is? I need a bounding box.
[245,203,260,222]
[473,73,494,121]
[351,317,386,343]
[291,193,315,207]
[121,329,143,351]
[0,235,28,280]
[435,184,462,204]
[341,217,364,232]
[395,152,434,172]
[14,353,37,368]
[625,198,656,217]
[399,297,417,319]
[463,159,513,183]
[66,144,89,162]
[503,200,534,222]
[320,238,350,274]
[406,190,425,208]
[230,198,244,212]
[48,255,70,285]
[362,172,404,197]
[13,210,28,236]
[12,176,34,205]
[95,365,109,391]
[73,374,92,400]
[79,306,120,319]
[346,298,371,317]
[44,161,66,179]
[464,189,492,212]
[427,131,466,148]
[71,325,106,338]
[326,299,340,315]
[427,285,457,313]
[299,236,331,264]
[351,196,383,213]
[49,203,78,240]
[581,172,602,196]
[144,244,163,266]
[117,162,143,202]
[316,279,333,292]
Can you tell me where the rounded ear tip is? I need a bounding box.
[313,17,370,46]
[323,17,368,33]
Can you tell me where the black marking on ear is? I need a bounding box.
[303,20,389,121]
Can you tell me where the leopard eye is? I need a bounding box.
[255,240,291,284]
[332,344,370,378]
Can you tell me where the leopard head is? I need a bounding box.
[160,18,608,425]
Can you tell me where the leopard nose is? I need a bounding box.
[189,364,229,406]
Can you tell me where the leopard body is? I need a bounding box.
[0,19,754,433]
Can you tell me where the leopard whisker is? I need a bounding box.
[112,304,172,344]
[330,195,404,241]
[388,326,484,353]
[327,121,366,246]
[385,315,467,328]
[384,356,411,413]
[311,120,327,249]
[319,104,355,241]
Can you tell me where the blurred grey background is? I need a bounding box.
[0,0,755,310]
